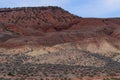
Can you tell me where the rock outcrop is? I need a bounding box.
[0,6,120,80]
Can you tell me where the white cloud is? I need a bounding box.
[104,0,120,6]
[103,0,120,10]
[69,0,120,17]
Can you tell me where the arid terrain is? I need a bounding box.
[0,6,120,80]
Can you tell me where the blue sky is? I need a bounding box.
[0,0,120,18]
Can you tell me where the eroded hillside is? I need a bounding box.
[0,6,120,80]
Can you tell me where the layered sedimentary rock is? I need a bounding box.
[0,6,120,80]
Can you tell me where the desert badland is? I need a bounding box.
[0,6,120,80]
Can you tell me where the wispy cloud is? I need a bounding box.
[104,0,120,10]
[68,0,120,17]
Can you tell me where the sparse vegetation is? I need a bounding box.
[103,78,120,80]
[0,6,120,80]
[0,52,119,79]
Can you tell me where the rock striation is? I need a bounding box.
[0,6,120,80]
